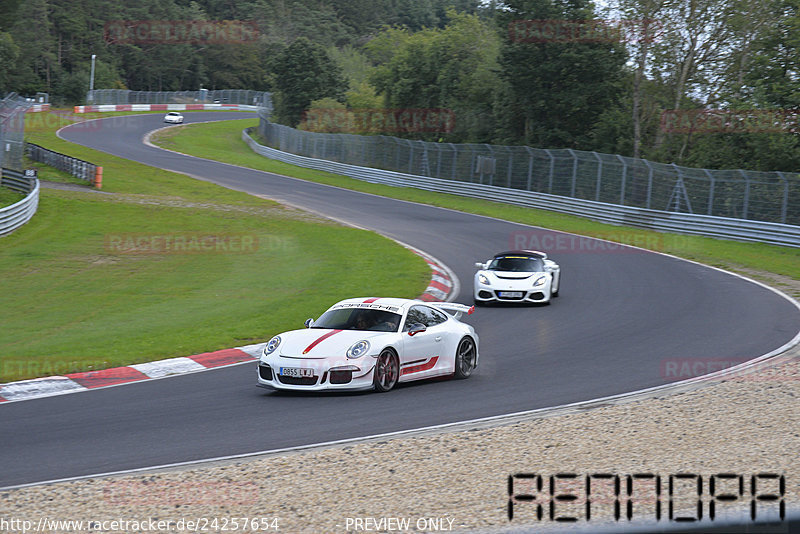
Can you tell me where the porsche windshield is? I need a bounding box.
[311,308,402,332]
[488,256,543,272]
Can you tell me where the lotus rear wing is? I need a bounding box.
[428,302,475,319]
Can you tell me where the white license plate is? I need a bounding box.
[279,367,314,378]
[498,291,523,298]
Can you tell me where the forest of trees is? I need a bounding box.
[0,0,798,172]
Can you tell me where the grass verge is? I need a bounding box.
[0,110,430,382]
[152,119,800,281]
[0,187,26,209]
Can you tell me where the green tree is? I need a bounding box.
[367,12,501,141]
[0,0,23,31]
[0,32,19,94]
[745,0,800,109]
[271,37,347,126]
[493,0,627,149]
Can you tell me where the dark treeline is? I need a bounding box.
[1,0,798,172]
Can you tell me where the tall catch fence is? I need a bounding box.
[88,89,272,113]
[0,93,32,171]
[257,109,799,226]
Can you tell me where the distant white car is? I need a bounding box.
[257,297,478,392]
[163,111,184,124]
[474,250,560,305]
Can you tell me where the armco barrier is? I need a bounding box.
[0,169,39,236]
[243,128,800,248]
[25,143,102,187]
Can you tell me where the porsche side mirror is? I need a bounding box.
[407,323,427,336]
[304,318,314,328]
[474,262,486,269]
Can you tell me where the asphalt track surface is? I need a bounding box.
[2,112,798,488]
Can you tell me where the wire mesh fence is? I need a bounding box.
[0,93,32,171]
[88,89,272,111]
[257,109,799,225]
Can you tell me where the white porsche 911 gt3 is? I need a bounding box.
[257,297,478,392]
[163,111,184,124]
[473,250,561,305]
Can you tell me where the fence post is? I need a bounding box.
[545,149,554,194]
[704,169,715,215]
[506,147,513,188]
[777,171,789,224]
[435,143,442,178]
[593,151,602,201]
[668,163,693,213]
[525,147,534,191]
[451,144,458,180]
[617,154,627,205]
[567,149,578,197]
[740,169,750,220]
[395,138,402,171]
[406,139,414,174]
[485,144,494,186]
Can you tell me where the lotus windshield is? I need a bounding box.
[311,308,402,332]
[488,256,543,272]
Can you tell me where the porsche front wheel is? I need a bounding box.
[373,349,399,392]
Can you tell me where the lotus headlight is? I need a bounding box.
[533,275,546,287]
[264,336,281,355]
[347,340,370,359]
[478,273,490,285]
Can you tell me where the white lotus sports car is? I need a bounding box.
[473,250,561,305]
[257,297,479,392]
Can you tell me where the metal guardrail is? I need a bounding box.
[243,128,800,247]
[0,168,39,236]
[25,143,100,186]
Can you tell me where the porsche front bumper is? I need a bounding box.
[257,355,377,391]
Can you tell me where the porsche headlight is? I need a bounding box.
[264,336,281,355]
[347,340,370,359]
[478,273,490,285]
[533,275,547,287]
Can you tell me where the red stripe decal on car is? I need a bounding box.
[303,330,343,354]
[400,356,439,376]
[362,297,380,303]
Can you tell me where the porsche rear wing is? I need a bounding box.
[428,302,475,319]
